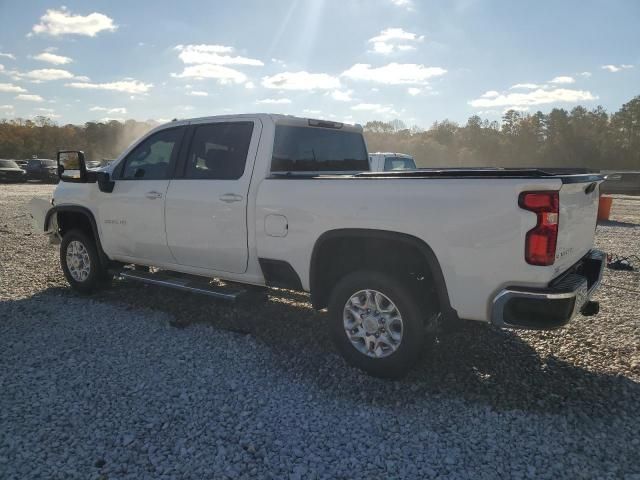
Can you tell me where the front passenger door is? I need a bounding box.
[98,126,185,263]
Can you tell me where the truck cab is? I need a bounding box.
[369,152,416,171]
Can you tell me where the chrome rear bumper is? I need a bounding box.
[491,249,606,329]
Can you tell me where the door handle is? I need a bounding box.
[219,193,243,203]
[145,191,163,200]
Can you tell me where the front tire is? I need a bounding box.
[328,270,431,378]
[60,229,108,294]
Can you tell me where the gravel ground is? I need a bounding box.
[1,183,639,479]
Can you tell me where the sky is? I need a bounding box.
[0,0,638,128]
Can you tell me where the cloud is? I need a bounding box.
[369,27,424,54]
[342,63,446,85]
[351,103,399,116]
[0,53,15,60]
[22,68,75,81]
[510,83,542,90]
[330,89,353,101]
[188,90,208,96]
[245,81,255,89]
[469,88,597,108]
[172,64,247,84]
[0,83,27,93]
[579,72,592,78]
[90,106,127,114]
[256,98,291,105]
[0,104,15,110]
[503,106,530,113]
[262,71,341,90]
[34,107,60,118]
[601,64,633,73]
[172,44,262,86]
[407,87,422,96]
[549,76,575,84]
[7,67,87,83]
[33,52,73,65]
[303,109,322,115]
[175,44,263,66]
[66,79,152,93]
[16,94,44,102]
[99,117,125,123]
[31,8,117,37]
[390,0,413,10]
[480,90,500,98]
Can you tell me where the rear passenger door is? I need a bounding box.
[164,119,262,273]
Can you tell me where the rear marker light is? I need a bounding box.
[519,191,559,266]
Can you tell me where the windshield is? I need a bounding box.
[0,160,19,168]
[271,126,368,172]
[384,157,416,171]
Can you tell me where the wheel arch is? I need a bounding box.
[309,228,458,321]
[45,205,110,267]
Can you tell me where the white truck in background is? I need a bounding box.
[30,114,605,377]
[369,152,416,171]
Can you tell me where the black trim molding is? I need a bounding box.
[258,258,303,290]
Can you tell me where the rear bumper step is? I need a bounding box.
[491,249,606,329]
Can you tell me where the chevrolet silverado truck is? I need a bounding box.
[29,114,606,377]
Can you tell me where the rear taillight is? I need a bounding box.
[519,191,559,266]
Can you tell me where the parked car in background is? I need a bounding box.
[14,159,28,169]
[369,152,416,171]
[25,159,58,183]
[0,159,27,183]
[600,171,640,195]
[86,160,102,170]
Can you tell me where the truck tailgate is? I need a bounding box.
[554,180,600,272]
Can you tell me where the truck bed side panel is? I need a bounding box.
[255,177,565,322]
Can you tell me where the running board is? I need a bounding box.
[116,269,250,302]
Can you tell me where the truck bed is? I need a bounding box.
[270,168,605,183]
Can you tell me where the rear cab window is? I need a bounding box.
[271,124,368,173]
[384,156,416,171]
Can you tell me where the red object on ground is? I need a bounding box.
[597,195,613,221]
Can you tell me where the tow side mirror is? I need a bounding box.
[57,150,87,183]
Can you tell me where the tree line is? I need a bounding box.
[365,95,639,170]
[0,95,638,170]
[0,118,157,164]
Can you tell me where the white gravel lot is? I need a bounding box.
[1,183,639,479]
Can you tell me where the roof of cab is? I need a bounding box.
[155,113,363,133]
[370,152,414,158]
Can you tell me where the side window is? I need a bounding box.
[185,122,254,180]
[121,128,183,180]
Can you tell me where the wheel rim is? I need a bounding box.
[343,289,403,359]
[66,240,91,282]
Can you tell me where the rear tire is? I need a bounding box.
[328,270,432,378]
[60,229,109,294]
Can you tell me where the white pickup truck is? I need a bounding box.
[30,114,606,377]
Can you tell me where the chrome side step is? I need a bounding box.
[117,269,249,302]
